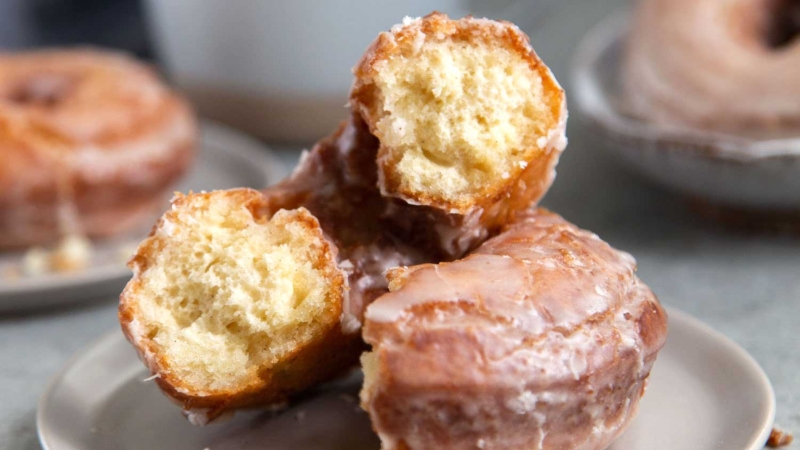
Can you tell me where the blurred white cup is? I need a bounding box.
[144,0,551,143]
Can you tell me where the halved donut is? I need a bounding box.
[119,189,359,424]
[351,12,567,215]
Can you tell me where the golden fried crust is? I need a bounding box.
[351,12,567,215]
[118,189,358,423]
[0,48,196,249]
[361,209,668,450]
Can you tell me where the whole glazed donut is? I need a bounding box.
[623,0,800,133]
[0,48,196,249]
[119,12,568,425]
[361,209,668,450]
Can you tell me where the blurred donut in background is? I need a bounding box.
[623,0,800,135]
[0,48,196,250]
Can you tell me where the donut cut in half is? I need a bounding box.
[119,189,359,424]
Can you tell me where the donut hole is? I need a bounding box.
[371,34,561,210]
[6,73,75,106]
[767,0,800,49]
[130,190,341,393]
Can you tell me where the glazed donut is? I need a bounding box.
[0,48,196,249]
[623,0,800,133]
[119,13,567,424]
[360,208,668,450]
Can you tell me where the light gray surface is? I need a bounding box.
[1,0,798,448]
[36,309,774,450]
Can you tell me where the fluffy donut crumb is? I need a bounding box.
[122,189,343,393]
[352,12,565,212]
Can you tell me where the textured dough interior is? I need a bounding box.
[134,194,337,392]
[374,38,554,202]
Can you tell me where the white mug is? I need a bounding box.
[144,0,552,143]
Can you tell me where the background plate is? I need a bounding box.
[571,13,800,211]
[0,121,286,312]
[37,308,775,450]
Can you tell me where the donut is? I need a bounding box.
[352,12,567,257]
[119,13,567,424]
[623,0,800,133]
[360,208,668,450]
[0,48,196,249]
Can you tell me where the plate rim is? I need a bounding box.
[659,308,776,450]
[0,120,284,309]
[36,307,777,450]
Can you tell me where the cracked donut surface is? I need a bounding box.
[361,209,668,450]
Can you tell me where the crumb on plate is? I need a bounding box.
[767,426,794,447]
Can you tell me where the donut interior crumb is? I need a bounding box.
[50,234,92,272]
[130,190,339,392]
[372,34,559,206]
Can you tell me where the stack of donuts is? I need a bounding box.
[119,13,668,450]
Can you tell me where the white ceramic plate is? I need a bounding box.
[37,308,775,450]
[0,121,286,313]
[572,13,800,211]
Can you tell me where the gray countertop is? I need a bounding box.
[1,0,797,448]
